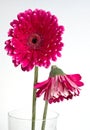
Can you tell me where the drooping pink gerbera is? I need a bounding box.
[5,9,64,71]
[34,66,84,103]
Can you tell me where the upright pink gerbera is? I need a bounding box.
[5,9,64,71]
[34,66,84,103]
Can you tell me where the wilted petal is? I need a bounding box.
[35,78,50,89]
[66,74,84,87]
[35,71,84,103]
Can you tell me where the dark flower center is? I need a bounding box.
[28,33,42,49]
[32,38,38,44]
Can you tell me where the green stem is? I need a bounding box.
[32,66,38,130]
[41,101,48,130]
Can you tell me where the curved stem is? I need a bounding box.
[32,66,38,130]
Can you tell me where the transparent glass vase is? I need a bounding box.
[8,109,59,130]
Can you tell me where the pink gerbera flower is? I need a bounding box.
[5,9,64,71]
[34,66,84,103]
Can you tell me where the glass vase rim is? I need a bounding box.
[8,109,59,121]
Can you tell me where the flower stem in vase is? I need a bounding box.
[32,66,38,130]
[41,100,48,130]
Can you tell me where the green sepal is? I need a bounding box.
[49,65,65,77]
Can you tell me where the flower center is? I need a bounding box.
[28,33,42,49]
[32,38,38,44]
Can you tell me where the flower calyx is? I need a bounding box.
[49,65,65,77]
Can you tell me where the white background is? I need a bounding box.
[0,0,90,130]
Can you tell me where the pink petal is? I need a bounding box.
[66,74,84,87]
[34,78,50,89]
